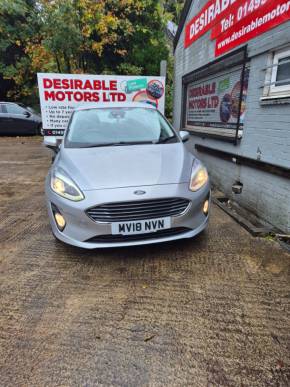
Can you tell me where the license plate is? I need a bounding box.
[111,217,171,235]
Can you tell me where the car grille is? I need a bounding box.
[85,227,191,243]
[86,198,190,223]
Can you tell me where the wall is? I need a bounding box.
[174,0,290,232]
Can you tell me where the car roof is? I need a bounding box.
[0,102,25,107]
[75,102,157,112]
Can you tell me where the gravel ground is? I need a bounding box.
[0,136,289,387]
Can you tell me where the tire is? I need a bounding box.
[36,124,43,136]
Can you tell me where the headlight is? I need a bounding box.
[51,168,84,201]
[189,160,209,192]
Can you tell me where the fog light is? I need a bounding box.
[203,200,209,215]
[54,212,66,231]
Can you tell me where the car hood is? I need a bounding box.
[57,143,194,190]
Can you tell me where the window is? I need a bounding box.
[184,65,249,132]
[5,103,26,115]
[276,56,290,86]
[181,47,249,143]
[263,48,290,98]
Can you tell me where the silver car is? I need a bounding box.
[44,102,210,249]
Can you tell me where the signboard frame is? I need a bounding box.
[181,46,248,145]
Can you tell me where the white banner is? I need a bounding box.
[186,66,249,130]
[37,73,166,136]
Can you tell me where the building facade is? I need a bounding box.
[173,0,290,233]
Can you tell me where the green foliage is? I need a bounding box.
[0,0,39,99]
[0,0,185,114]
[162,0,185,22]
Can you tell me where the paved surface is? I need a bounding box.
[0,137,289,387]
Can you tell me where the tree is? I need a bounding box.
[30,0,170,77]
[0,0,185,113]
[162,0,184,23]
[0,0,39,101]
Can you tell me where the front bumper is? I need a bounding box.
[46,181,210,249]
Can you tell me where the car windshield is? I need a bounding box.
[17,103,36,114]
[26,106,37,114]
[64,107,178,148]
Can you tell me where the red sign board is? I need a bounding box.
[184,0,238,48]
[215,0,290,56]
[184,0,290,57]
[211,0,269,39]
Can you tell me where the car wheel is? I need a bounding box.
[36,124,43,136]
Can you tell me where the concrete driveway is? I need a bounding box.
[0,137,289,387]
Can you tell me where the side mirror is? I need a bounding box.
[180,130,190,142]
[23,111,31,118]
[43,137,61,153]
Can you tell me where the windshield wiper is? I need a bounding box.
[155,136,176,144]
[84,141,154,148]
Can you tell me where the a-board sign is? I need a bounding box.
[37,73,166,136]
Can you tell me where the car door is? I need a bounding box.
[0,104,14,135]
[4,103,34,135]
